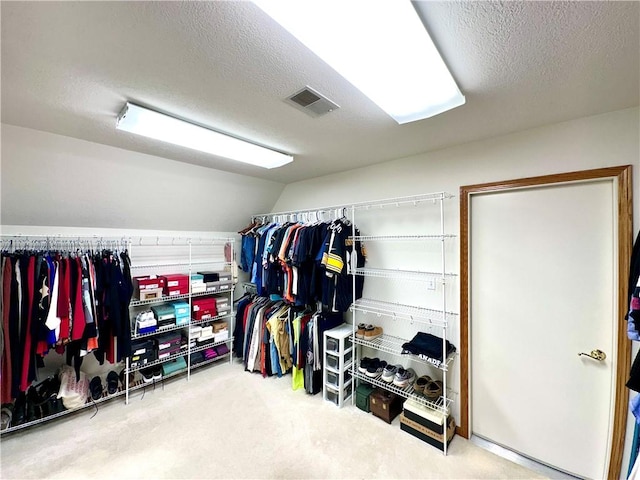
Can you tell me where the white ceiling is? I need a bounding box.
[2,1,638,184]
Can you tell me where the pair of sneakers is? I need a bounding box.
[358,357,388,378]
[384,365,415,388]
[355,324,383,340]
[140,366,162,384]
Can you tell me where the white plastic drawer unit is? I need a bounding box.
[326,336,352,354]
[326,350,352,371]
[327,370,352,388]
[326,384,353,406]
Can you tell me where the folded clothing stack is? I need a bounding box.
[203,348,218,360]
[401,332,456,368]
[190,351,205,365]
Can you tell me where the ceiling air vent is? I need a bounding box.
[285,86,340,117]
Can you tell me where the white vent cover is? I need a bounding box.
[285,86,340,117]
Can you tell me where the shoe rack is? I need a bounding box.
[0,234,237,435]
[347,192,458,455]
[124,236,236,404]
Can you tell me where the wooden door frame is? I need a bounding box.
[459,165,633,479]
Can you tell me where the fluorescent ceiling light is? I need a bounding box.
[254,0,465,124]
[116,102,293,169]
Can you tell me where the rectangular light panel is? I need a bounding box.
[116,103,293,169]
[254,0,465,124]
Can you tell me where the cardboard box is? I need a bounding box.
[130,339,156,368]
[133,275,166,292]
[190,274,204,283]
[157,346,181,361]
[161,274,189,288]
[171,301,189,317]
[200,325,214,337]
[198,271,220,283]
[131,338,154,356]
[166,287,189,296]
[151,304,176,322]
[204,280,232,293]
[213,329,229,343]
[138,287,163,301]
[215,297,229,308]
[192,297,217,320]
[212,321,228,333]
[130,350,155,368]
[175,313,190,326]
[400,414,455,451]
[191,283,207,294]
[135,312,157,335]
[156,332,181,352]
[402,399,447,432]
[215,281,232,292]
[217,272,232,282]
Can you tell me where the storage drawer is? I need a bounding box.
[326,370,351,388]
[326,336,352,354]
[326,384,352,406]
[325,349,352,371]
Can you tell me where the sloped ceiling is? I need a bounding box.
[1,1,638,183]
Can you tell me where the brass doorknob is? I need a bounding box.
[578,349,606,361]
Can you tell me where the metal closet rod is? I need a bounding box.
[0,234,234,243]
[251,191,454,221]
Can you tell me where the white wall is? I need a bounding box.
[1,124,285,232]
[272,106,640,475]
[274,107,639,224]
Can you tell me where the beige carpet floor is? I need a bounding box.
[0,360,547,479]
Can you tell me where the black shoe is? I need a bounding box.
[152,366,162,381]
[89,376,103,400]
[35,376,65,416]
[12,392,26,426]
[141,367,154,384]
[119,369,136,389]
[106,371,120,395]
[26,387,42,422]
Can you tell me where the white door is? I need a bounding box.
[470,180,616,479]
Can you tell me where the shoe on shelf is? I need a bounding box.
[393,367,416,389]
[381,364,401,383]
[363,325,383,341]
[413,375,432,395]
[424,380,443,401]
[119,369,137,389]
[355,323,367,339]
[152,366,163,381]
[140,367,154,384]
[106,371,120,395]
[358,357,373,374]
[89,376,103,400]
[12,392,26,426]
[1,404,12,431]
[365,359,387,378]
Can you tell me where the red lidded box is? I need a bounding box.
[134,275,166,291]
[192,297,218,320]
[160,274,189,295]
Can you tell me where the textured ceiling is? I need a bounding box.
[1,1,638,183]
